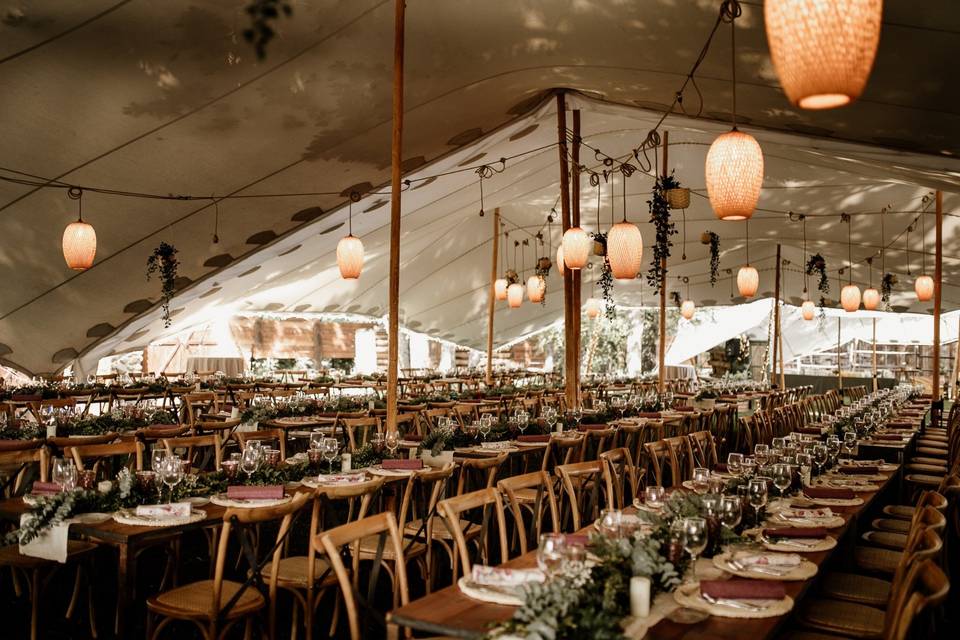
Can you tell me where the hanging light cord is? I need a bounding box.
[844,212,853,284]
[921,209,926,274]
[621,173,628,222]
[728,0,740,129]
[67,186,83,222]
[745,219,750,265]
[212,196,220,243]
[802,214,808,293]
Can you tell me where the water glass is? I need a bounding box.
[644,485,665,510]
[772,463,792,497]
[536,533,566,578]
[719,496,742,529]
[691,467,710,495]
[726,452,743,476]
[681,517,708,580]
[598,508,623,538]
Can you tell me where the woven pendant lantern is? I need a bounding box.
[562,227,590,270]
[337,193,364,279]
[765,0,882,110]
[862,287,880,310]
[527,275,545,303]
[507,283,524,308]
[801,299,816,321]
[680,299,696,320]
[915,275,934,302]
[841,284,861,312]
[62,188,96,271]
[585,297,602,318]
[706,130,764,221]
[737,265,759,298]
[556,245,565,277]
[494,278,508,301]
[607,221,643,279]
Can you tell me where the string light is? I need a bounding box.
[336,192,363,279]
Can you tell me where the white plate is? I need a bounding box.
[673,582,793,619]
[185,496,210,506]
[714,551,818,581]
[762,535,837,553]
[210,494,292,508]
[73,512,112,524]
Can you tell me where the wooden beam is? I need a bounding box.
[386,0,405,435]
[933,189,943,404]
[485,209,500,386]
[555,92,576,410]
[571,110,582,407]
[952,315,960,401]
[772,244,781,387]
[658,132,669,393]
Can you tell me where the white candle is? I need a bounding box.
[340,453,351,472]
[630,576,651,618]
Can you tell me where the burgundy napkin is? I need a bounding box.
[839,466,877,474]
[872,434,904,441]
[30,481,61,495]
[803,486,856,500]
[11,394,41,401]
[796,427,823,435]
[578,424,609,431]
[227,485,284,499]
[714,463,729,473]
[381,459,424,470]
[402,433,423,442]
[763,526,828,539]
[700,579,786,600]
[517,434,550,443]
[637,412,661,419]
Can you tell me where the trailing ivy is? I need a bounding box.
[645,175,678,294]
[146,242,179,328]
[881,272,896,309]
[805,253,830,302]
[599,258,615,319]
[243,1,293,60]
[706,231,721,285]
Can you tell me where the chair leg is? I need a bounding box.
[87,562,98,639]
[30,568,40,640]
[66,564,82,619]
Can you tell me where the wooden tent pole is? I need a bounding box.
[658,131,669,394]
[385,0,405,435]
[772,244,782,386]
[933,190,943,408]
[572,110,582,406]
[872,318,878,392]
[950,315,960,400]
[837,317,843,391]
[485,209,500,386]
[779,317,786,389]
[555,92,576,410]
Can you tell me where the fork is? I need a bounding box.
[701,593,767,612]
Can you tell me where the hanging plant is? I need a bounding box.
[702,231,721,285]
[598,258,615,319]
[671,291,682,308]
[646,174,679,294]
[881,272,897,309]
[146,242,179,328]
[244,1,293,60]
[805,253,829,300]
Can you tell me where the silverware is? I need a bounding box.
[701,593,767,611]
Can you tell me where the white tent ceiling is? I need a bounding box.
[0,1,958,376]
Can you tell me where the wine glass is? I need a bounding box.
[726,452,743,476]
[570,408,583,429]
[741,456,757,477]
[309,430,325,452]
[748,477,769,523]
[517,411,529,435]
[644,485,665,510]
[842,431,857,457]
[681,517,708,580]
[598,508,622,538]
[536,533,566,578]
[543,407,557,432]
[719,496,742,529]
[51,457,67,490]
[240,446,261,480]
[159,455,183,503]
[60,461,78,491]
[826,436,841,465]
[772,463,792,498]
[691,467,710,495]
[321,437,339,474]
[754,444,770,469]
[385,431,399,458]
[812,444,829,476]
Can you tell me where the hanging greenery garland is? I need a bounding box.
[646,174,679,294]
[701,231,721,285]
[146,242,180,328]
[805,253,829,300]
[881,272,897,309]
[244,1,293,59]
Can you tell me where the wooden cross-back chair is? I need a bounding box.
[555,460,603,531]
[338,417,380,453]
[577,426,615,461]
[712,405,736,457]
[687,430,719,471]
[160,434,222,472]
[234,428,287,461]
[0,441,49,497]
[437,487,508,581]
[182,393,219,428]
[498,470,560,556]
[65,440,144,477]
[642,437,684,488]
[599,447,641,510]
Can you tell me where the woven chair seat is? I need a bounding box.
[881,504,915,520]
[264,556,334,588]
[905,473,944,487]
[917,435,948,444]
[861,530,907,550]
[148,579,263,619]
[853,545,900,575]
[405,517,478,541]
[0,541,97,569]
[908,456,947,467]
[799,597,885,638]
[916,447,948,456]
[870,517,911,533]
[906,463,948,474]
[357,534,426,560]
[819,571,891,607]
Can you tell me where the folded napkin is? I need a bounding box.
[700,579,786,601]
[517,434,550,443]
[803,486,856,500]
[316,473,366,484]
[19,513,69,563]
[470,565,544,587]
[577,424,608,431]
[480,441,513,450]
[381,459,423,470]
[30,481,61,496]
[763,526,828,539]
[135,502,192,518]
[732,551,802,567]
[839,466,877,474]
[637,412,661,419]
[226,485,284,499]
[714,463,728,473]
[871,434,904,441]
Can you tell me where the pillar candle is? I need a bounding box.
[630,576,651,617]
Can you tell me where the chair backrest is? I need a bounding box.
[339,417,381,452]
[687,430,718,470]
[437,487,508,578]
[315,511,409,640]
[161,434,222,471]
[497,470,560,554]
[394,463,455,540]
[183,392,218,427]
[541,434,583,471]
[555,460,603,531]
[599,447,640,510]
[455,452,508,495]
[235,428,287,461]
[884,557,950,640]
[643,438,683,487]
[578,426,615,460]
[0,443,49,494]
[66,440,143,476]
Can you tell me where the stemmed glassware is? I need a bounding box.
[772,463,792,498]
[598,508,623,538]
[543,407,557,433]
[240,444,262,480]
[644,485,665,510]
[726,452,743,476]
[681,517,708,580]
[517,411,529,435]
[842,431,857,457]
[159,455,183,503]
[536,533,566,578]
[320,438,339,474]
[385,431,399,458]
[748,477,769,524]
[719,496,742,530]
[754,444,770,470]
[691,467,710,495]
[812,444,829,476]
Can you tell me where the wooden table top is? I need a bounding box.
[387,466,898,640]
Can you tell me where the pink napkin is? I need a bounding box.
[700,579,786,600]
[839,466,877,474]
[226,485,284,499]
[763,526,828,539]
[30,481,61,495]
[517,434,550,443]
[381,459,423,470]
[803,486,856,499]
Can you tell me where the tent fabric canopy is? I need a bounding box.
[0,1,958,376]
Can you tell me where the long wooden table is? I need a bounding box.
[387,464,902,639]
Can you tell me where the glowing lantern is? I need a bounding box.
[336,235,364,279]
[507,283,524,308]
[765,0,882,110]
[494,278,508,301]
[527,275,545,303]
[705,130,764,221]
[680,299,696,320]
[862,287,880,310]
[737,265,759,298]
[562,227,590,270]
[606,221,643,279]
[585,297,602,318]
[556,245,565,277]
[62,219,97,271]
[801,299,816,321]
[840,284,861,312]
[915,275,934,302]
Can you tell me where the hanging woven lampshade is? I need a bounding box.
[765,0,882,110]
[840,284,861,312]
[62,219,97,271]
[494,278,508,301]
[680,299,696,320]
[801,299,816,321]
[705,129,764,221]
[336,235,364,279]
[507,283,524,308]
[585,297,602,318]
[915,274,934,302]
[862,287,880,310]
[607,221,643,279]
[556,245,565,277]
[527,275,545,303]
[562,227,590,270]
[737,265,759,298]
